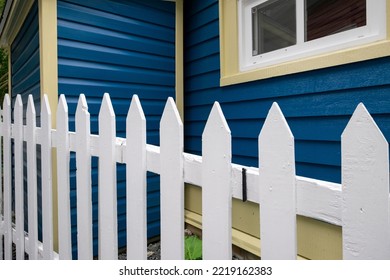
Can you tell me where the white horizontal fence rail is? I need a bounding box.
[0,93,389,260]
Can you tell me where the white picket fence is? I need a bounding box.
[0,92,389,260]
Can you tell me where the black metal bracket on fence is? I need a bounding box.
[242,168,247,202]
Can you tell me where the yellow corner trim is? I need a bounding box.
[0,0,35,47]
[185,210,261,257]
[220,0,390,86]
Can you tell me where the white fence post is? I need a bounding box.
[26,95,38,260]
[14,95,24,260]
[76,94,93,260]
[1,93,390,261]
[258,102,296,260]
[3,94,12,260]
[57,94,72,260]
[202,102,232,260]
[41,95,54,260]
[342,103,390,259]
[160,97,184,260]
[126,95,147,260]
[98,93,118,260]
[0,106,3,260]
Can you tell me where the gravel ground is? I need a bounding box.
[118,241,161,260]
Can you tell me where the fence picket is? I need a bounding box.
[3,94,12,260]
[14,95,24,259]
[57,94,72,260]
[342,103,390,259]
[126,95,147,260]
[0,93,389,261]
[160,97,184,260]
[0,106,3,260]
[98,93,118,260]
[26,95,38,260]
[258,102,296,260]
[75,94,93,260]
[202,102,232,260]
[41,95,54,259]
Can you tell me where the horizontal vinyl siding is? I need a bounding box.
[11,1,40,115]
[10,1,41,242]
[184,0,390,184]
[57,0,175,257]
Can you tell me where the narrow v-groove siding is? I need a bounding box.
[11,1,40,115]
[57,0,176,258]
[183,0,390,183]
[10,0,41,242]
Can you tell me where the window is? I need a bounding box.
[239,0,386,71]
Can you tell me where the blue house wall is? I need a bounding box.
[10,1,41,239]
[11,1,40,116]
[183,0,390,184]
[56,0,176,257]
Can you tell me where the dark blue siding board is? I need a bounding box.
[185,53,220,77]
[58,0,175,256]
[58,40,175,71]
[184,20,219,48]
[58,58,174,86]
[10,0,41,127]
[10,1,41,242]
[185,0,216,17]
[184,0,390,185]
[186,3,219,32]
[185,37,220,63]
[58,20,174,58]
[57,5,174,44]
[60,0,175,27]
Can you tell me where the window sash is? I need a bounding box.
[239,0,386,71]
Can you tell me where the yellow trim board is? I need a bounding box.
[185,184,342,260]
[0,0,35,47]
[185,210,310,260]
[185,210,260,257]
[219,0,390,86]
[38,0,59,252]
[175,0,184,120]
[39,0,58,121]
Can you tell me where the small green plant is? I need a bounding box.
[184,235,202,260]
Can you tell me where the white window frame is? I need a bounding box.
[238,0,387,72]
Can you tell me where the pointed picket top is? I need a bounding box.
[342,103,387,145]
[76,94,89,118]
[2,94,11,126]
[98,92,118,260]
[126,94,147,260]
[2,94,11,260]
[25,94,38,260]
[342,103,390,259]
[57,94,68,120]
[160,97,184,260]
[2,93,10,110]
[27,94,36,122]
[260,102,293,141]
[75,93,93,260]
[42,94,52,123]
[202,102,232,260]
[14,94,23,116]
[99,92,115,121]
[203,102,231,138]
[127,94,146,125]
[56,94,72,260]
[41,94,54,260]
[258,102,296,260]
[161,97,183,129]
[14,94,24,260]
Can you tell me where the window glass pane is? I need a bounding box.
[306,0,366,41]
[252,0,296,56]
